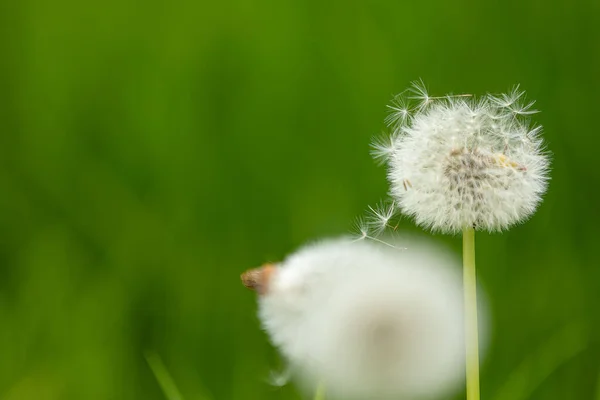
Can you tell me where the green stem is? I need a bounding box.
[314,382,325,400]
[463,227,480,400]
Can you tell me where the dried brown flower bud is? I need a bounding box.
[241,264,276,295]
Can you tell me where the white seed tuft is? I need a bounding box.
[257,237,468,400]
[376,83,550,234]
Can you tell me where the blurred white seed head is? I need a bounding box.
[373,81,550,234]
[246,237,469,400]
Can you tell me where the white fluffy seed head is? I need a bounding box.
[375,82,550,234]
[256,237,467,400]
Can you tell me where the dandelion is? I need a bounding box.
[371,82,551,400]
[242,237,468,400]
[378,82,549,234]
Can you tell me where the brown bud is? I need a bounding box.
[241,264,276,295]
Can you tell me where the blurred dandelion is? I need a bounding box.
[243,237,468,400]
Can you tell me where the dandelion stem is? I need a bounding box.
[463,227,480,400]
[314,382,325,400]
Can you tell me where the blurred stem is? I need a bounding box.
[145,351,184,400]
[463,227,480,400]
[314,382,325,400]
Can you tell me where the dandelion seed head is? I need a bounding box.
[254,237,468,400]
[377,83,550,233]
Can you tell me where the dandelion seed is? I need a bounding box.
[509,98,538,116]
[488,85,525,108]
[351,217,404,249]
[408,79,435,111]
[366,201,397,235]
[489,85,538,116]
[351,217,370,241]
[385,95,411,127]
[370,133,399,166]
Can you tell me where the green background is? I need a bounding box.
[0,0,598,399]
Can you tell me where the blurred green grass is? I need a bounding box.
[0,0,599,398]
